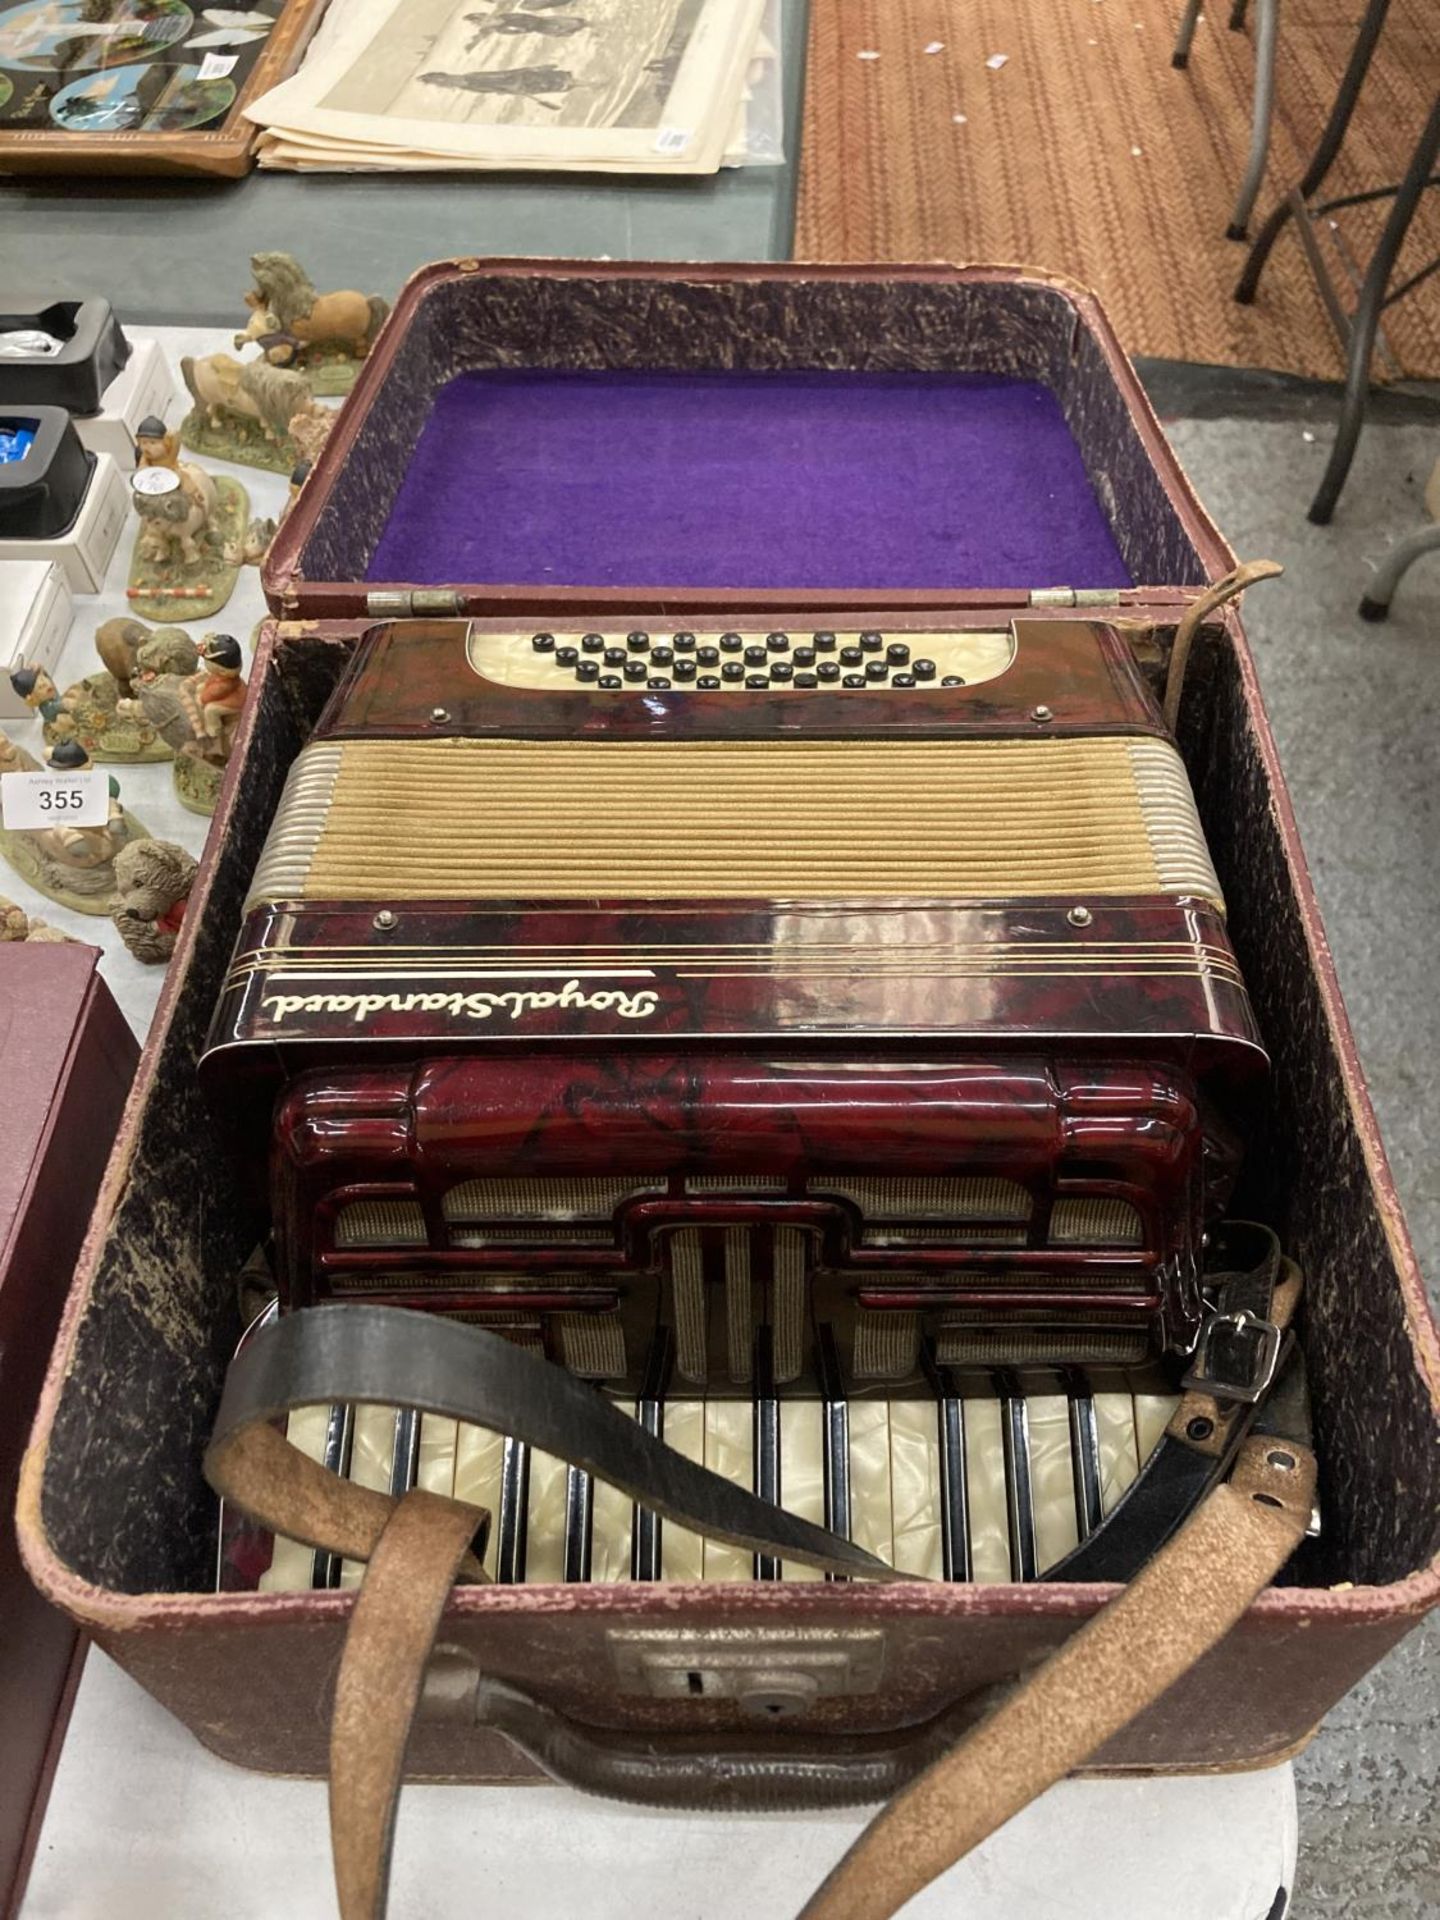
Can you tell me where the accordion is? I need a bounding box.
[205,610,1261,1455]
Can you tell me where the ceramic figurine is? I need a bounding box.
[0,733,149,916]
[285,406,334,469]
[233,252,390,396]
[224,515,279,568]
[128,630,248,815]
[110,838,198,963]
[134,414,182,472]
[12,619,192,765]
[127,460,248,623]
[178,352,330,476]
[0,895,73,942]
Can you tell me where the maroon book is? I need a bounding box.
[0,945,135,1918]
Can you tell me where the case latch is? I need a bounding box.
[364,589,467,618]
[1028,588,1122,607]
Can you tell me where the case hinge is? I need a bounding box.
[364,589,467,619]
[1028,588,1121,608]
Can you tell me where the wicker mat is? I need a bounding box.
[796,0,1440,380]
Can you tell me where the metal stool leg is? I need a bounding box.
[1310,97,1440,525]
[1227,0,1280,240]
[1359,523,1440,620]
[1172,0,1203,69]
[1236,0,1393,302]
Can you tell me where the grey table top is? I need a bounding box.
[0,1,807,329]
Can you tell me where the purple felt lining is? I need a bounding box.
[366,370,1133,591]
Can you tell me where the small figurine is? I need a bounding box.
[110,838,198,963]
[285,405,334,469]
[11,619,194,765]
[178,352,330,476]
[127,459,248,622]
[0,732,150,916]
[134,413,182,472]
[233,252,390,395]
[224,515,278,568]
[127,629,249,815]
[0,894,73,942]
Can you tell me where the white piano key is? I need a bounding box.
[888,1398,944,1580]
[453,1422,506,1583]
[339,1403,402,1590]
[779,1399,825,1583]
[962,1396,1012,1583]
[417,1415,459,1499]
[847,1398,894,1567]
[588,1411,635,1583]
[702,1400,753,1582]
[524,1448,570,1584]
[661,1401,707,1581]
[259,1404,330,1594]
[1028,1393,1082,1575]
[1133,1391,1178,1465]
[1094,1389,1144,1513]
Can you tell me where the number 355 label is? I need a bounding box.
[1,768,109,830]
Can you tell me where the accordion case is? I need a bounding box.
[19,265,1440,1796]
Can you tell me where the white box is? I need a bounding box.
[73,338,176,472]
[0,450,128,594]
[0,560,73,719]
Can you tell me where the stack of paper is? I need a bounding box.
[247,0,780,174]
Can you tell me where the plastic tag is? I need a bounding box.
[198,52,239,80]
[654,126,690,154]
[1,768,109,830]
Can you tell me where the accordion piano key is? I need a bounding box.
[256,1370,1177,1593]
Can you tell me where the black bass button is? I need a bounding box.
[531,632,556,652]
[792,646,816,668]
[672,631,697,651]
[812,631,837,651]
[673,659,697,682]
[604,646,626,667]
[649,677,672,690]
[581,631,605,653]
[840,645,864,667]
[770,661,794,681]
[576,659,600,682]
[626,631,650,653]
[859,631,884,654]
[913,658,937,681]
[744,644,768,666]
[817,661,841,683]
[892,673,915,688]
[746,674,770,690]
[651,645,674,667]
[941,674,966,687]
[721,661,745,682]
[766,632,790,653]
[555,646,579,667]
[697,646,720,667]
[842,673,866,689]
[865,659,888,681]
[697,675,721,690]
[887,641,910,665]
[794,672,818,689]
[624,659,648,681]
[719,632,744,653]
[598,674,622,689]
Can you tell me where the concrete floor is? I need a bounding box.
[1162,415,1439,1920]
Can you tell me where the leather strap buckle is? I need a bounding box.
[1181,1308,1283,1405]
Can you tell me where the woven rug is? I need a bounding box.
[796,0,1440,380]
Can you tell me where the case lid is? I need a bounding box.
[264,261,1234,623]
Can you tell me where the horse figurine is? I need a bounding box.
[234,253,389,374]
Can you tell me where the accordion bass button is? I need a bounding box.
[696,646,720,666]
[626,631,650,652]
[624,660,648,682]
[719,632,744,653]
[794,672,817,689]
[817,661,841,683]
[672,631,697,651]
[913,658,937,680]
[812,631,838,651]
[887,641,911,665]
[843,674,866,689]
[697,675,721,690]
[840,645,864,666]
[530,632,556,652]
[576,660,599,682]
[859,631,884,653]
[766,632,790,652]
[744,644,767,666]
[580,631,605,652]
[865,660,889,681]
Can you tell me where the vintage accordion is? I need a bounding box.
[205,612,1266,1590]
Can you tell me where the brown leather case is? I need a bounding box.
[16,264,1440,1790]
[0,945,134,1916]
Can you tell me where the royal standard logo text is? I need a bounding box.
[262,978,662,1026]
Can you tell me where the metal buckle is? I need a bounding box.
[1181,1308,1283,1405]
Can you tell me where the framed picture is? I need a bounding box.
[0,0,329,175]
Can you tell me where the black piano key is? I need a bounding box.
[580,632,605,653]
[626,631,650,653]
[752,1326,782,1582]
[631,1328,674,1582]
[923,1343,972,1583]
[563,1463,594,1583]
[496,1435,531,1585]
[598,674,622,690]
[815,1325,852,1559]
[996,1370,1038,1582]
[312,1403,355,1589]
[530,632,556,653]
[388,1407,422,1497]
[1064,1368,1105,1541]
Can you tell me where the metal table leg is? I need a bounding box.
[1227,0,1281,240]
[1359,521,1440,620]
[1309,96,1440,523]
[1235,0,1394,303]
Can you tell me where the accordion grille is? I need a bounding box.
[333,1200,426,1249]
[443,1177,664,1222]
[246,736,1224,910]
[1050,1197,1144,1246]
[809,1175,1029,1221]
[556,1313,627,1379]
[935,1326,1152,1365]
[852,1309,922,1380]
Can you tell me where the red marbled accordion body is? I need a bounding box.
[201,615,1266,1377]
